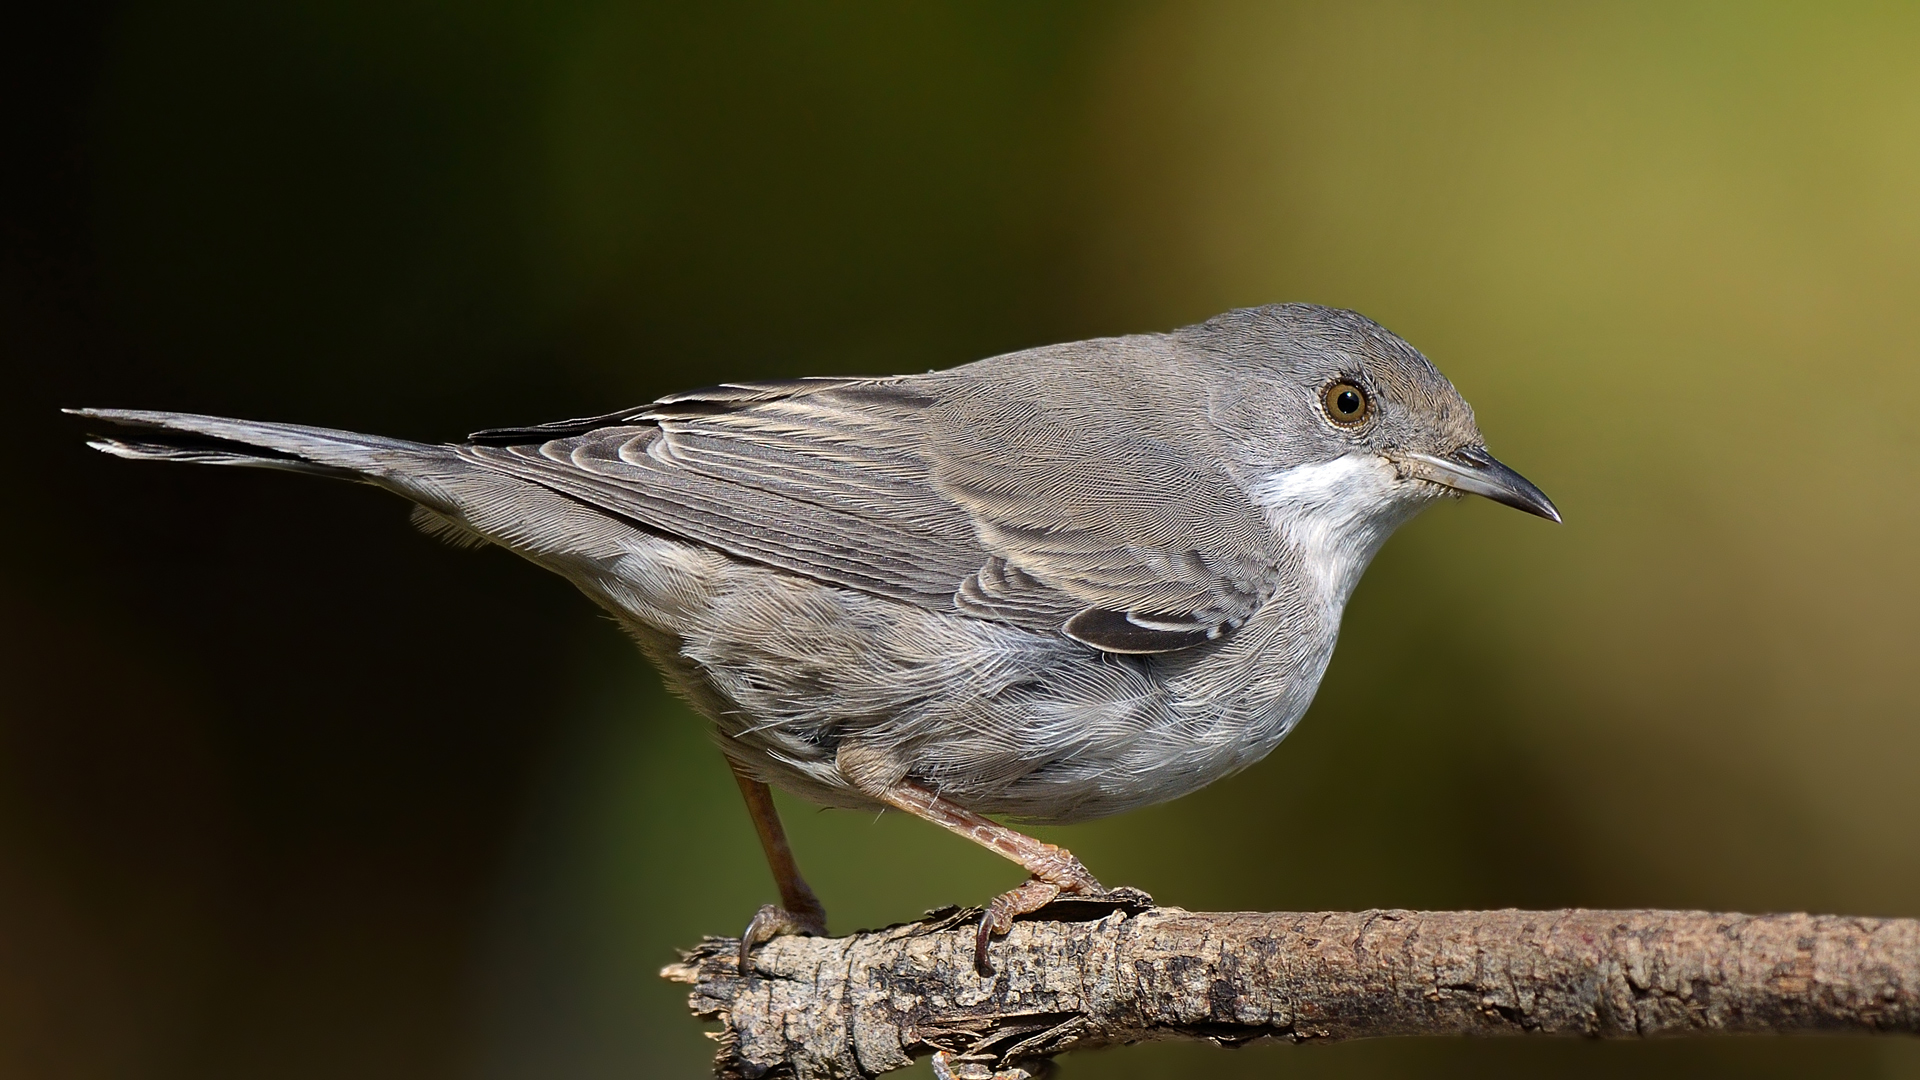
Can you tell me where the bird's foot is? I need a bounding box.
[973,846,1121,975]
[738,900,829,975]
[847,774,1150,975]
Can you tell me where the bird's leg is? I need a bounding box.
[730,765,828,973]
[875,780,1103,975]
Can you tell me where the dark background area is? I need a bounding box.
[5,3,1917,1077]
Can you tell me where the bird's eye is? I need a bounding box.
[1322,381,1370,426]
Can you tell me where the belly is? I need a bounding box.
[576,537,1335,824]
[980,601,1336,823]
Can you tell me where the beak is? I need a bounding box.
[1398,446,1561,523]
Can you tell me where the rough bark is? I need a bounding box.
[661,905,1920,1079]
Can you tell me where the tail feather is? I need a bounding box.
[68,408,431,476]
[84,435,365,479]
[67,406,477,522]
[69,407,651,562]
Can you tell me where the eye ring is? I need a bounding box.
[1322,380,1371,426]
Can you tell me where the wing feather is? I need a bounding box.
[458,367,1283,652]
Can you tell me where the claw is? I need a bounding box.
[971,881,1156,976]
[974,877,1068,975]
[738,902,829,974]
[973,910,996,976]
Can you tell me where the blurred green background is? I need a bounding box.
[5,2,1918,1077]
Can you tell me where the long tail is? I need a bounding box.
[67,408,641,560]
[70,407,442,477]
[67,406,495,542]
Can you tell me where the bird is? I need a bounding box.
[71,302,1558,975]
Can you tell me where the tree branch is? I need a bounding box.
[662,905,1920,1079]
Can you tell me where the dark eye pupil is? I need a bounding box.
[1336,390,1359,414]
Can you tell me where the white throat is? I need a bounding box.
[1249,454,1425,611]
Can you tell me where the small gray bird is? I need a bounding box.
[73,303,1557,973]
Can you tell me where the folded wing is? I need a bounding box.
[460,372,1282,653]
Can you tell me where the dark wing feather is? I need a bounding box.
[458,369,1282,652]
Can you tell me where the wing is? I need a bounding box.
[464,379,983,607]
[924,381,1282,651]
[459,368,1283,653]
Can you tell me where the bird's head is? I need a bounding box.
[1181,304,1556,604]
[1188,303,1559,526]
